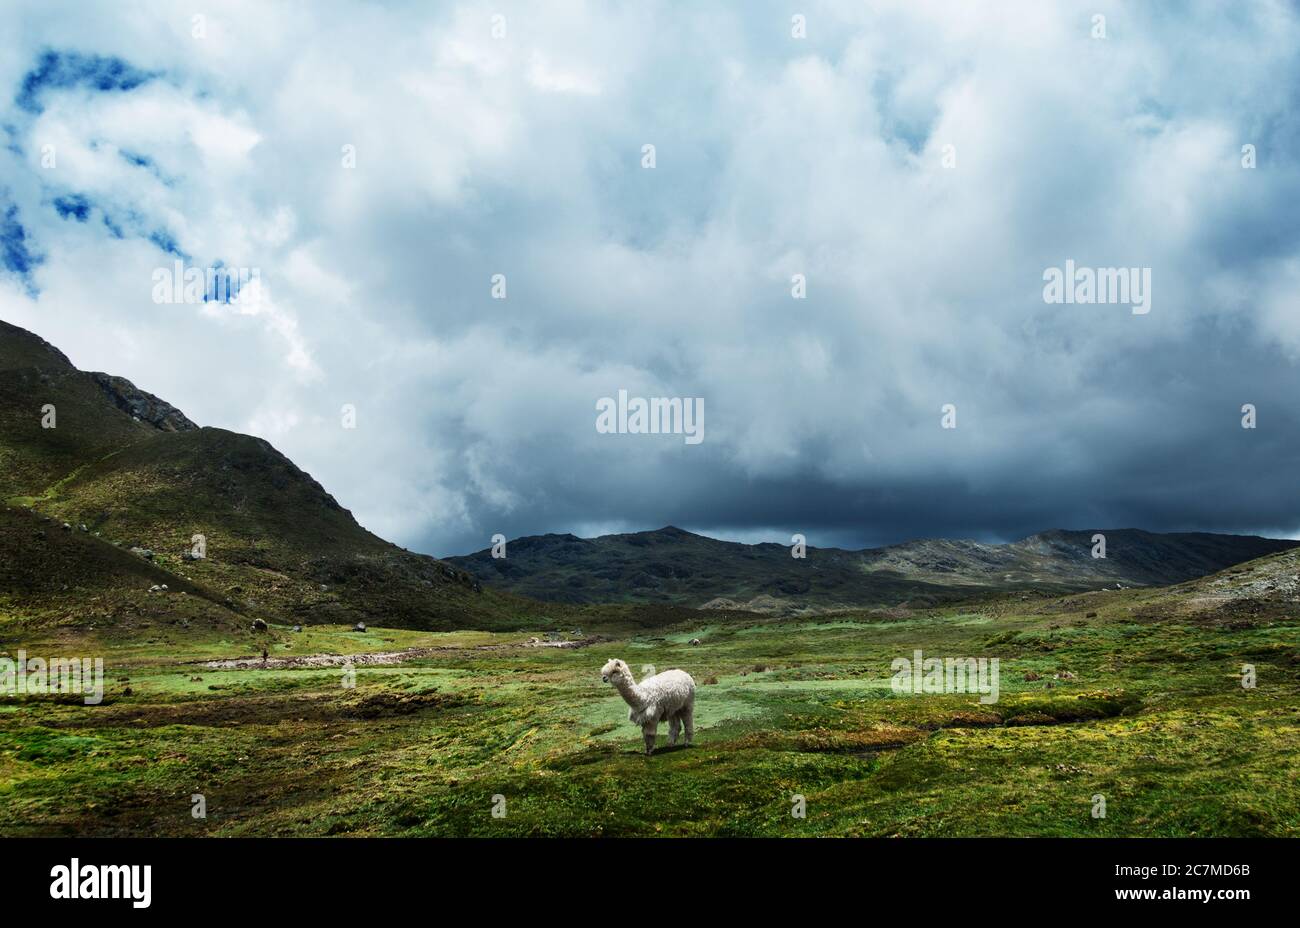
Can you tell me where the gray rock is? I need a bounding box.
[90,372,198,432]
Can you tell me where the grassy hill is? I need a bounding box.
[0,321,164,501]
[0,320,546,632]
[447,524,1300,612]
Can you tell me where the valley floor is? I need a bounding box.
[1,585,1298,837]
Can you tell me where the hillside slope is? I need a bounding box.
[0,320,532,631]
[447,525,1300,611]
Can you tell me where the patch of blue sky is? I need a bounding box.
[147,228,188,260]
[52,193,91,221]
[0,198,42,295]
[203,261,247,304]
[16,50,158,115]
[119,148,175,186]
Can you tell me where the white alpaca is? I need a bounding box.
[601,658,695,755]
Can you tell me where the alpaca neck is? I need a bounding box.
[613,673,645,710]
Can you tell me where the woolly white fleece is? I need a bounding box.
[601,658,695,755]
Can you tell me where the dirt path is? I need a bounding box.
[201,636,603,670]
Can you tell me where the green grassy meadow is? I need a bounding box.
[3,582,1297,837]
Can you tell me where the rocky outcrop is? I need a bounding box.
[90,373,198,432]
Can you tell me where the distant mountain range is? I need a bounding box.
[446,525,1300,613]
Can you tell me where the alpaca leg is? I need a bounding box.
[668,714,681,746]
[642,721,658,755]
[682,702,694,745]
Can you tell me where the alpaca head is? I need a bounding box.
[601,658,633,686]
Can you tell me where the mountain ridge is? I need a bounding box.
[446,524,1300,612]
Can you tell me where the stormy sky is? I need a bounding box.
[1,1,1299,556]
